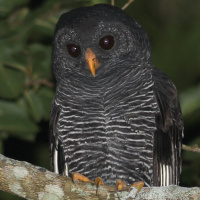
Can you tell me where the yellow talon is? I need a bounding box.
[72,172,94,184]
[116,179,127,190]
[131,181,144,193]
[95,177,104,186]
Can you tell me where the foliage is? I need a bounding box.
[0,0,200,199]
[0,0,110,140]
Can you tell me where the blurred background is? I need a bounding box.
[0,0,199,199]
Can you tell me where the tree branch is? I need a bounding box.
[122,0,135,10]
[182,144,200,154]
[0,154,200,199]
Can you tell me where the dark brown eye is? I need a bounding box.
[99,35,115,50]
[67,44,81,57]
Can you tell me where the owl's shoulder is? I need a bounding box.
[151,67,183,131]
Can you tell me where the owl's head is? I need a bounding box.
[52,4,151,82]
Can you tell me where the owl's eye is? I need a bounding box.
[67,44,81,57]
[99,35,115,50]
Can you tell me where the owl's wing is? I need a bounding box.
[152,67,183,186]
[49,99,67,176]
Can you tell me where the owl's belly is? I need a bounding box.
[59,110,155,186]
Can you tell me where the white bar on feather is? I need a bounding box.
[160,163,163,186]
[166,165,169,186]
[54,149,59,174]
[65,163,69,176]
[163,164,166,186]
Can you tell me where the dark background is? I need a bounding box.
[0,0,200,199]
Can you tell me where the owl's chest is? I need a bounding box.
[57,75,157,182]
[58,74,157,135]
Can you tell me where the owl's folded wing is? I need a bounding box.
[152,67,183,186]
[49,100,67,176]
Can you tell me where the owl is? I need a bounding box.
[50,4,183,187]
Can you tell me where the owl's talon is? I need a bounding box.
[131,181,144,193]
[95,177,104,186]
[95,177,104,194]
[116,179,127,191]
[72,173,104,194]
[72,172,94,184]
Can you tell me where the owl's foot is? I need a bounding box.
[72,172,94,184]
[131,181,144,193]
[95,177,104,186]
[95,177,104,194]
[116,179,127,190]
[72,172,104,194]
[116,179,144,193]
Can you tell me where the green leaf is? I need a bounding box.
[180,85,200,126]
[0,100,39,140]
[180,85,200,116]
[24,90,44,122]
[28,44,52,79]
[38,86,55,120]
[0,0,29,18]
[0,64,25,99]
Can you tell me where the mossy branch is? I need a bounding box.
[0,154,200,200]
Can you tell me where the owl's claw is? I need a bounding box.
[131,181,144,193]
[95,177,104,194]
[116,179,144,193]
[72,172,104,194]
[72,172,94,184]
[116,179,127,191]
[95,177,104,186]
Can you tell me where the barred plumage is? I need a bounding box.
[50,4,183,187]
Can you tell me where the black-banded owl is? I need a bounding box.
[50,4,183,187]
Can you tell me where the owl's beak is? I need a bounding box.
[85,48,99,77]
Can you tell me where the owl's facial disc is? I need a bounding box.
[85,48,99,77]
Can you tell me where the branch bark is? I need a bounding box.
[182,144,200,154]
[0,154,199,200]
[122,0,136,10]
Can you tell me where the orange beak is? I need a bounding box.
[85,48,99,77]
